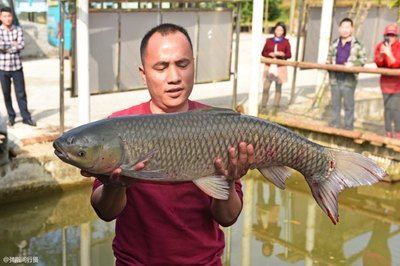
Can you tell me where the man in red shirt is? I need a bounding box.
[374,24,400,139]
[82,23,255,265]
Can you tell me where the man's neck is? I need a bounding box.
[149,100,189,114]
[1,24,12,30]
[340,36,352,44]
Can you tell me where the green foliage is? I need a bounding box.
[241,1,253,24]
[230,0,283,25]
[268,0,282,21]
[389,0,400,8]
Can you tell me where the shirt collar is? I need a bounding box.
[0,24,14,31]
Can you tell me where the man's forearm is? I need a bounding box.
[211,183,242,226]
[91,184,127,221]
[0,42,11,53]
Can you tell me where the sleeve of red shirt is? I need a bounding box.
[374,42,400,68]
[261,39,273,57]
[284,39,292,60]
[388,44,400,68]
[374,43,386,67]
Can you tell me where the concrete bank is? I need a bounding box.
[0,139,91,205]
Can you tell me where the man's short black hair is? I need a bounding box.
[140,23,193,65]
[339,17,353,27]
[0,7,12,14]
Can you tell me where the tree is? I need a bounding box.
[268,0,282,21]
[234,0,283,25]
[389,0,400,8]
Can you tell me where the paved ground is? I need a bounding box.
[0,33,385,143]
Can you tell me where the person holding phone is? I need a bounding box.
[374,24,400,139]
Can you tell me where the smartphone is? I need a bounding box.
[384,35,390,45]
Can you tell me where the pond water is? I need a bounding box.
[1,171,399,265]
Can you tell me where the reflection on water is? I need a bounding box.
[1,173,400,265]
[229,172,400,266]
[0,187,115,266]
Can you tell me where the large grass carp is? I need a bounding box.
[53,108,386,224]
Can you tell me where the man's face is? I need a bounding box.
[1,11,13,27]
[140,31,194,113]
[274,26,284,38]
[386,34,398,44]
[338,21,353,39]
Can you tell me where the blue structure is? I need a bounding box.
[47,4,72,51]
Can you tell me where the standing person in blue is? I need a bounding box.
[260,22,291,115]
[326,18,367,130]
[0,7,35,127]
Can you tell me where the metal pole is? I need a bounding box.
[241,177,254,266]
[263,0,269,33]
[315,0,334,91]
[222,227,232,266]
[231,2,241,110]
[77,0,90,124]
[248,0,265,116]
[59,0,65,133]
[71,5,76,97]
[62,227,67,266]
[289,0,296,34]
[80,223,91,266]
[305,199,316,266]
[289,0,305,104]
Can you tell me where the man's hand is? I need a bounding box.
[0,134,6,144]
[345,62,353,68]
[81,162,145,188]
[381,43,393,56]
[214,142,255,183]
[268,52,276,58]
[211,142,254,226]
[275,51,285,57]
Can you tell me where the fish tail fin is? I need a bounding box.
[307,149,387,224]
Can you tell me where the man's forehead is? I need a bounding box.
[145,32,192,59]
[340,22,352,27]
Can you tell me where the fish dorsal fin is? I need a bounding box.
[193,176,230,200]
[196,107,240,116]
[258,166,292,189]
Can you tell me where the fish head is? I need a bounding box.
[53,123,123,174]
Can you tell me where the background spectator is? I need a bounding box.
[374,23,400,139]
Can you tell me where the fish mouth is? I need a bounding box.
[53,141,69,161]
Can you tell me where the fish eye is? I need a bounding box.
[77,150,86,157]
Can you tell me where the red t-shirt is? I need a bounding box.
[92,100,243,266]
[374,40,400,94]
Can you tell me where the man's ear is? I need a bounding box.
[139,66,147,86]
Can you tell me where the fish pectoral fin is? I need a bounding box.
[258,166,292,189]
[133,149,157,166]
[120,167,169,180]
[193,176,230,200]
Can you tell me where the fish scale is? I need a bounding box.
[112,110,327,181]
[54,108,386,224]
